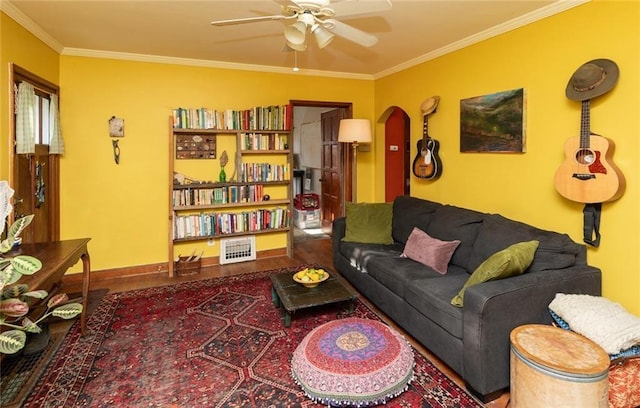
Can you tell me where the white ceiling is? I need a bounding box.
[4,0,587,78]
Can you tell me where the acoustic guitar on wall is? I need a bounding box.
[413,96,442,179]
[554,99,625,203]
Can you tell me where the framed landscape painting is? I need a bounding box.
[460,88,526,153]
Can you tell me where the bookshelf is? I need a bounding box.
[168,106,293,276]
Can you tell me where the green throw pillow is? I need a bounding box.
[342,202,394,245]
[451,240,539,307]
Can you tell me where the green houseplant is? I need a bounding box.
[0,182,83,354]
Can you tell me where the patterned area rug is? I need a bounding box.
[25,268,483,407]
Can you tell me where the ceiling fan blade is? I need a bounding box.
[211,14,290,26]
[323,18,378,47]
[329,0,392,18]
[272,0,300,8]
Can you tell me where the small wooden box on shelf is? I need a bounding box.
[168,105,293,277]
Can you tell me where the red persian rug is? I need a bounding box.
[25,268,483,408]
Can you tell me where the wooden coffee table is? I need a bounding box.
[269,269,357,327]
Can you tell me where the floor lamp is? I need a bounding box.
[338,119,372,203]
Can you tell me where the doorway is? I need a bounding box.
[290,100,352,244]
[9,64,61,244]
[383,107,411,202]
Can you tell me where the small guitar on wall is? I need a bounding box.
[554,99,625,203]
[413,96,442,179]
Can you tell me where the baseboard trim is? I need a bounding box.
[61,247,287,285]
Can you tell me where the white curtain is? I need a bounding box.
[49,94,64,154]
[0,181,15,236]
[15,81,36,154]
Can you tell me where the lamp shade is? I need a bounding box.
[286,39,307,51]
[285,21,307,46]
[311,24,335,49]
[338,119,372,143]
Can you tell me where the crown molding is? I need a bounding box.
[60,48,374,80]
[373,0,590,80]
[1,0,63,53]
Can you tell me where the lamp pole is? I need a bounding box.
[351,141,361,202]
[338,119,372,203]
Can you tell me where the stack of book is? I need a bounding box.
[173,185,267,206]
[172,105,292,131]
[242,133,288,150]
[240,163,290,183]
[173,208,291,239]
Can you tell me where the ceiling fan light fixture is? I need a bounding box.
[286,39,307,52]
[284,21,307,46]
[311,23,334,49]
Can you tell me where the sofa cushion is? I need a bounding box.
[338,241,403,273]
[426,205,484,269]
[451,240,539,307]
[467,215,582,273]
[392,196,441,244]
[343,202,394,244]
[366,256,444,298]
[404,272,469,339]
[402,227,460,275]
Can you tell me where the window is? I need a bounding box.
[13,65,59,151]
[34,91,51,145]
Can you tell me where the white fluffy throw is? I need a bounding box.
[549,293,640,355]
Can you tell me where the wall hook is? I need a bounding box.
[112,139,120,164]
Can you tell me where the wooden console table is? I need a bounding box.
[12,238,91,335]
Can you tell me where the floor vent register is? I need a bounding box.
[220,236,256,264]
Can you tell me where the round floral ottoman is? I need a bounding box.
[291,317,415,407]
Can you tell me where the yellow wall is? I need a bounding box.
[0,12,59,180]
[374,0,639,314]
[2,0,639,315]
[58,56,374,272]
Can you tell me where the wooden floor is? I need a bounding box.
[64,237,509,408]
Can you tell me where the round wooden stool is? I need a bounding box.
[510,324,610,408]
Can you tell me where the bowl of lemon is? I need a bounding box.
[293,267,329,288]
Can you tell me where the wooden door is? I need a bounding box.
[320,109,345,228]
[13,145,58,243]
[11,65,60,244]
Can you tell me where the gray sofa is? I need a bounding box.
[332,195,602,401]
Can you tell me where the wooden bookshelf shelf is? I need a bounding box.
[172,227,290,243]
[240,149,291,155]
[173,180,289,190]
[173,199,290,211]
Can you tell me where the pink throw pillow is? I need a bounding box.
[402,227,461,274]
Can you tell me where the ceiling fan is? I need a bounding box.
[210,0,392,51]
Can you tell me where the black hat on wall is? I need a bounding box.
[566,58,619,101]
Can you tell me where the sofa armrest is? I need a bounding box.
[461,265,602,396]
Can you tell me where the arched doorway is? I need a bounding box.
[380,107,411,202]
